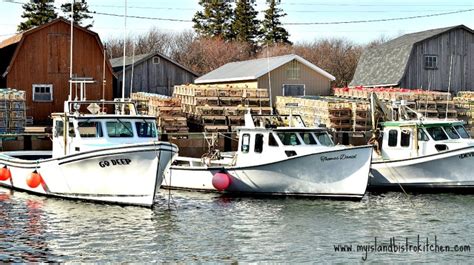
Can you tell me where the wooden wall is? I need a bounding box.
[6,21,114,124]
[401,28,474,92]
[257,59,332,104]
[115,55,196,98]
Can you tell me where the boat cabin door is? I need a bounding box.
[382,127,417,159]
[52,117,77,157]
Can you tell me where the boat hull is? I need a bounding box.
[370,146,474,191]
[164,146,372,199]
[0,142,178,207]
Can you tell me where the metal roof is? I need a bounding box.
[195,54,335,84]
[110,52,199,77]
[349,25,473,87]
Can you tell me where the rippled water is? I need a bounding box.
[0,187,473,263]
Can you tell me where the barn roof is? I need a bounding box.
[194,54,335,84]
[349,25,473,87]
[0,18,115,78]
[110,52,198,77]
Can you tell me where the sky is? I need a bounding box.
[0,0,473,44]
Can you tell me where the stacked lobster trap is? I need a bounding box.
[0,89,26,134]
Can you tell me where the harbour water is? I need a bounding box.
[0,187,473,263]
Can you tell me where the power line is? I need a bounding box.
[284,9,474,25]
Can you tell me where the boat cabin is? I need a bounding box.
[51,100,158,158]
[235,115,336,165]
[379,120,472,160]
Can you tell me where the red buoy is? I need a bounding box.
[27,170,42,188]
[0,166,11,181]
[212,172,232,191]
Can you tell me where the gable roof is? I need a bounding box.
[195,54,335,84]
[0,17,115,78]
[110,52,199,77]
[349,25,473,87]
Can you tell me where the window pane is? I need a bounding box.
[426,127,448,141]
[255,134,264,153]
[277,132,301,145]
[136,121,157,138]
[315,132,334,146]
[300,132,317,145]
[268,133,279,146]
[241,134,250,153]
[78,121,103,138]
[454,125,470,139]
[418,129,429,141]
[388,130,398,147]
[444,126,460,139]
[400,130,411,147]
[106,121,133,137]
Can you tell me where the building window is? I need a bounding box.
[282,84,305,96]
[152,56,160,64]
[32,84,53,102]
[424,55,438,69]
[286,60,300,79]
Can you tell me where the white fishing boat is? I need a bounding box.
[368,94,474,191]
[0,81,178,207]
[163,112,373,199]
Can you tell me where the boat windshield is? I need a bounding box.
[443,126,460,139]
[136,121,157,138]
[78,121,103,138]
[106,121,134,137]
[277,132,301,146]
[454,125,471,139]
[299,132,317,145]
[426,127,448,141]
[314,132,334,146]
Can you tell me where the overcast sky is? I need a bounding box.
[1,0,473,44]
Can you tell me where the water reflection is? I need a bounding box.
[0,188,473,262]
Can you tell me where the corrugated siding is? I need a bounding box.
[257,59,331,103]
[401,28,474,92]
[116,55,197,97]
[6,21,114,123]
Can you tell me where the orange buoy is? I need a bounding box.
[212,172,232,191]
[0,166,11,181]
[27,170,42,188]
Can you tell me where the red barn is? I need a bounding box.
[0,18,114,124]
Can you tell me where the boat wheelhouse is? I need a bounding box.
[164,113,373,199]
[0,96,178,207]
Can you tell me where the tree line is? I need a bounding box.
[15,0,389,87]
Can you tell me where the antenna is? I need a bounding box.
[130,41,135,98]
[102,44,106,101]
[266,44,273,114]
[445,54,453,120]
[121,0,127,104]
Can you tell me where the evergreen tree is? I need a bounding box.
[261,0,291,45]
[61,0,94,29]
[231,0,260,46]
[17,0,58,32]
[192,0,234,40]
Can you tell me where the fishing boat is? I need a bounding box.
[163,112,373,199]
[0,80,178,207]
[368,93,474,191]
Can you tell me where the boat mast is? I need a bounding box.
[121,0,127,113]
[445,54,453,120]
[69,0,74,102]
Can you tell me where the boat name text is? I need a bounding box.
[320,154,357,162]
[458,152,474,160]
[99,158,132,168]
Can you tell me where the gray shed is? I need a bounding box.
[110,52,198,98]
[350,25,474,93]
[195,54,335,105]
